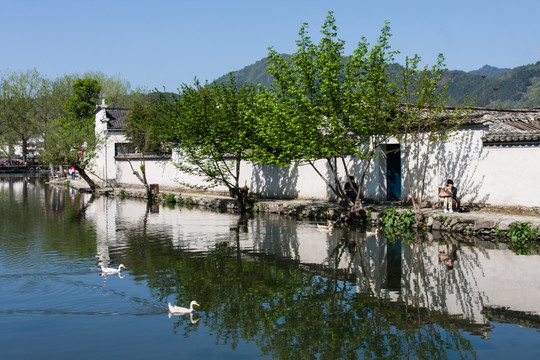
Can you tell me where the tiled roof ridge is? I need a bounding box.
[105,108,130,130]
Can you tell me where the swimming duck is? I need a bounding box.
[168,301,200,314]
[100,264,126,274]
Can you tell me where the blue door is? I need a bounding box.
[386,144,401,200]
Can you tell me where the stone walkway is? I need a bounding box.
[421,207,540,232]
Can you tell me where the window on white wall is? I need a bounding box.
[114,143,135,156]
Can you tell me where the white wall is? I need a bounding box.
[400,128,540,207]
[105,135,540,207]
[93,105,540,207]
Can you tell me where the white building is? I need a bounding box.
[92,101,540,208]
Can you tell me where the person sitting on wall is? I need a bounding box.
[344,176,359,204]
[438,179,458,213]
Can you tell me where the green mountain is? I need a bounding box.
[215,57,540,109]
[469,65,510,79]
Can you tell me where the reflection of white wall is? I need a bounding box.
[354,233,399,300]
[400,243,540,324]
[0,177,43,199]
[85,196,241,256]
[83,196,540,324]
[85,196,118,266]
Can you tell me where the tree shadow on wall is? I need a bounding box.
[322,157,365,202]
[431,129,490,207]
[250,163,299,199]
[359,151,388,202]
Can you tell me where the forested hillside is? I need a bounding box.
[216,58,540,108]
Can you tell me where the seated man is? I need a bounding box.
[344,176,358,204]
[438,179,457,213]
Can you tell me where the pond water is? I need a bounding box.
[1,175,539,360]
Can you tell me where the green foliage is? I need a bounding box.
[82,71,134,108]
[0,69,51,162]
[261,12,399,208]
[507,222,539,255]
[64,78,100,120]
[125,100,163,153]
[155,75,262,200]
[264,13,397,163]
[382,207,417,242]
[164,193,176,204]
[41,78,101,190]
[45,79,100,165]
[176,194,185,206]
[218,55,540,110]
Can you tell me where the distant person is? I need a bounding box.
[439,179,457,213]
[344,176,358,204]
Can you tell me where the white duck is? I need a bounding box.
[100,264,127,274]
[317,220,335,233]
[168,301,200,315]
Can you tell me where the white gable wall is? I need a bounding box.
[91,104,127,187]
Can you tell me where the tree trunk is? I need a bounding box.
[49,163,55,177]
[74,164,96,191]
[230,186,249,213]
[22,136,28,164]
[58,165,66,178]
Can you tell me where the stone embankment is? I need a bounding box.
[61,178,540,240]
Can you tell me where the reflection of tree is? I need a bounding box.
[127,223,476,359]
[401,237,489,326]
[0,177,97,262]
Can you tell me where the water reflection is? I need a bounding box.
[2,178,539,359]
[85,192,540,325]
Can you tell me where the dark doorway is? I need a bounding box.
[386,144,401,200]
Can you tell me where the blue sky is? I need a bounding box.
[1,0,539,92]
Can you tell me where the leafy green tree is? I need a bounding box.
[260,12,398,211]
[0,69,51,163]
[83,71,137,108]
[42,78,101,190]
[123,96,165,199]
[125,97,163,154]
[155,76,262,212]
[393,54,471,220]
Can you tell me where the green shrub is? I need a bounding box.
[175,194,185,206]
[164,193,176,204]
[382,207,415,230]
[382,207,417,243]
[119,189,125,200]
[507,222,538,255]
